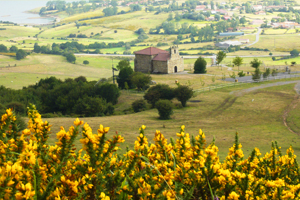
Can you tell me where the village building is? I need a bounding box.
[252,5,264,11]
[255,11,266,15]
[195,5,207,11]
[134,46,184,74]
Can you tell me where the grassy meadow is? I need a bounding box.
[42,81,300,160]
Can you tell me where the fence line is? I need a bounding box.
[194,74,300,94]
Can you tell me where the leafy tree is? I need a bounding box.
[117,66,134,89]
[194,57,207,74]
[66,53,76,63]
[33,43,41,53]
[216,51,226,65]
[252,68,262,81]
[250,58,262,69]
[174,85,194,107]
[240,17,247,24]
[238,71,246,77]
[232,56,243,71]
[116,59,130,70]
[83,60,89,65]
[155,99,173,119]
[215,14,221,21]
[144,84,174,107]
[263,68,271,78]
[0,44,7,52]
[130,72,152,91]
[9,46,18,52]
[16,49,27,60]
[132,99,147,113]
[167,13,173,21]
[290,49,299,57]
[135,28,145,35]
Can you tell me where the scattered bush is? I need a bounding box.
[155,99,173,119]
[132,99,147,113]
[194,57,207,74]
[83,60,89,65]
[173,85,194,107]
[144,84,174,107]
[130,72,152,91]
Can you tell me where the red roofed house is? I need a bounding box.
[134,46,184,74]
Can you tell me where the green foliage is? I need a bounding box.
[263,68,271,78]
[174,85,194,107]
[194,57,207,74]
[117,66,134,89]
[5,101,26,115]
[116,59,130,70]
[229,72,236,80]
[238,71,246,77]
[16,49,27,60]
[272,57,276,61]
[65,53,76,63]
[232,56,243,68]
[290,49,299,57]
[144,84,175,108]
[272,69,278,76]
[250,58,262,69]
[9,46,18,53]
[155,99,173,120]
[0,44,7,52]
[130,72,152,91]
[83,60,89,65]
[132,99,147,113]
[216,51,226,65]
[252,68,262,81]
[73,96,110,117]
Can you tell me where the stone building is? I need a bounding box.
[134,46,184,74]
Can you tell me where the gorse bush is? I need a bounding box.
[1,106,300,199]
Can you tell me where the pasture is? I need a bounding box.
[44,81,300,160]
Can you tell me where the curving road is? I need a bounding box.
[245,27,262,47]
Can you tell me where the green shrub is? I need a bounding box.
[144,84,174,108]
[6,101,26,115]
[194,57,207,74]
[132,99,147,113]
[83,60,89,65]
[155,99,173,119]
[174,85,194,107]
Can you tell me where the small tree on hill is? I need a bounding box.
[117,66,134,89]
[83,60,89,65]
[250,58,262,69]
[216,50,226,66]
[232,56,243,71]
[130,72,152,91]
[66,53,76,63]
[144,84,174,107]
[174,85,194,107]
[155,99,173,120]
[116,59,130,70]
[290,49,299,57]
[16,49,27,60]
[194,57,207,74]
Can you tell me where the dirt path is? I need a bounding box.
[230,80,300,135]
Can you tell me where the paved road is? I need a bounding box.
[245,28,262,47]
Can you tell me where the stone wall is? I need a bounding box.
[134,55,153,73]
[152,60,168,74]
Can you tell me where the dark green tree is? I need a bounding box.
[216,50,226,65]
[174,85,194,107]
[16,49,27,60]
[66,53,76,63]
[116,59,130,70]
[155,99,173,120]
[130,72,152,91]
[144,84,174,107]
[250,58,262,69]
[9,46,18,52]
[0,44,7,52]
[132,99,147,113]
[117,66,134,89]
[290,49,299,57]
[194,57,207,74]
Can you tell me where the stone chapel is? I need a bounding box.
[134,46,184,74]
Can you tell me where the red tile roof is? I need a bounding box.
[152,53,170,61]
[134,47,169,55]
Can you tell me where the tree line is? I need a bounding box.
[0,76,120,117]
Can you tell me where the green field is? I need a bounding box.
[43,81,300,160]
